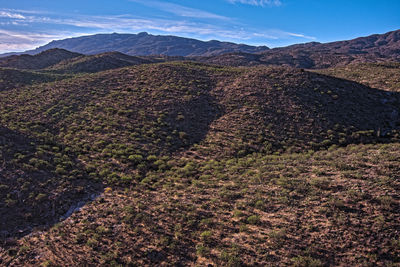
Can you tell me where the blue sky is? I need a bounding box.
[0,0,399,53]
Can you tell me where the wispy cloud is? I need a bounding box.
[227,0,282,7]
[285,32,316,40]
[0,29,74,53]
[253,30,316,40]
[43,15,241,39]
[0,29,57,41]
[129,0,230,20]
[0,5,315,53]
[1,8,51,15]
[0,11,26,19]
[6,10,231,38]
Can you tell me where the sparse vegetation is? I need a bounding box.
[0,40,400,266]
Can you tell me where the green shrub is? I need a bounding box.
[247,215,260,225]
[200,230,212,242]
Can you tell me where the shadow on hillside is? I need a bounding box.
[303,71,400,133]
[171,65,400,156]
[168,91,222,150]
[0,126,103,244]
[242,68,400,150]
[147,64,400,157]
[0,67,67,92]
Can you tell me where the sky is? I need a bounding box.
[0,0,399,53]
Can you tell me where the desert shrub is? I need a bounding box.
[200,230,212,242]
[247,215,260,225]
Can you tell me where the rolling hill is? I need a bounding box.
[1,62,398,161]
[45,52,157,74]
[0,49,185,74]
[0,68,67,90]
[0,49,82,70]
[314,62,400,91]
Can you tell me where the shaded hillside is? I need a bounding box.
[0,68,67,90]
[315,62,400,92]
[195,51,264,67]
[17,32,269,57]
[200,29,400,68]
[199,66,400,156]
[0,126,101,239]
[46,52,157,74]
[0,49,82,70]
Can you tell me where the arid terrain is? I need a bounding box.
[0,30,400,266]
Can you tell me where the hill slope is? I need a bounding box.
[314,62,400,91]
[0,62,398,179]
[0,126,101,238]
[2,141,400,266]
[18,32,269,57]
[0,68,67,90]
[0,49,82,70]
[45,52,157,74]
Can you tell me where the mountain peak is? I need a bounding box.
[137,32,149,37]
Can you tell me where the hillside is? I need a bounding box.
[200,29,400,68]
[0,126,101,238]
[16,32,269,57]
[0,62,398,160]
[45,52,157,74]
[314,62,400,92]
[0,49,180,74]
[0,49,82,70]
[0,68,67,90]
[0,61,400,265]
[2,141,400,266]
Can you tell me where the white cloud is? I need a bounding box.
[0,29,60,42]
[251,30,315,41]
[284,31,316,40]
[129,0,230,20]
[0,11,26,19]
[0,29,74,53]
[227,0,282,7]
[44,15,241,39]
[1,8,50,15]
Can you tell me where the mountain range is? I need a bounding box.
[200,29,400,68]
[1,29,399,70]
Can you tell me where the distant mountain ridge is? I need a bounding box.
[200,29,400,68]
[13,32,269,57]
[1,29,399,70]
